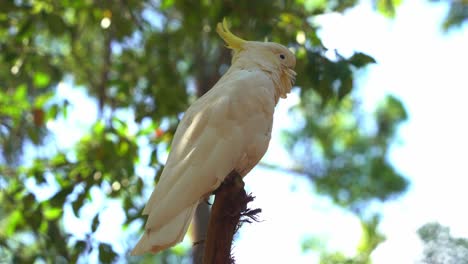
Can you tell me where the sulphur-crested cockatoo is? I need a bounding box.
[131,19,296,255]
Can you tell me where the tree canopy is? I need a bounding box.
[418,222,468,264]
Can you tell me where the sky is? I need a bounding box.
[37,0,468,263]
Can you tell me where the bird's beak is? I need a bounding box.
[216,18,246,51]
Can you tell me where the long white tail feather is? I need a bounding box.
[131,204,197,255]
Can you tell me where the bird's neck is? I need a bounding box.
[231,57,292,102]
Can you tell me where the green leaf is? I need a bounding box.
[338,76,353,100]
[73,240,88,262]
[72,192,86,216]
[150,149,159,165]
[161,0,175,10]
[348,52,376,68]
[62,100,69,118]
[75,240,87,253]
[50,152,68,167]
[47,104,59,120]
[50,186,74,207]
[91,213,100,232]
[376,0,402,18]
[93,121,106,134]
[23,193,36,208]
[27,207,43,230]
[5,210,24,236]
[34,92,54,107]
[44,207,63,220]
[136,177,144,194]
[13,84,27,101]
[34,72,51,88]
[98,243,118,263]
[123,196,133,211]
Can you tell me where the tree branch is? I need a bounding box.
[192,202,210,264]
[202,171,260,264]
[97,30,112,117]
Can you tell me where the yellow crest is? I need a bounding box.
[216,18,246,50]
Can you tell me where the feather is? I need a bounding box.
[144,70,274,233]
[131,204,197,255]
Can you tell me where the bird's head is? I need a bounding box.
[216,19,296,99]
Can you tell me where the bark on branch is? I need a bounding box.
[202,171,261,264]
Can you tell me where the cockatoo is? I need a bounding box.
[131,19,296,255]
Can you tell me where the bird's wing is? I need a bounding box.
[142,69,276,232]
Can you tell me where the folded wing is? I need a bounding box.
[132,69,275,255]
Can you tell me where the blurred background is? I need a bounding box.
[0,0,467,263]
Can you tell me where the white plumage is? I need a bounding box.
[131,20,296,255]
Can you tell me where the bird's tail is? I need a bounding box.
[130,203,197,255]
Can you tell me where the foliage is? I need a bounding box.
[303,214,385,264]
[417,222,468,264]
[284,93,408,211]
[0,0,419,263]
[429,0,468,30]
[375,0,403,18]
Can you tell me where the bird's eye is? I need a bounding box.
[279,54,286,60]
